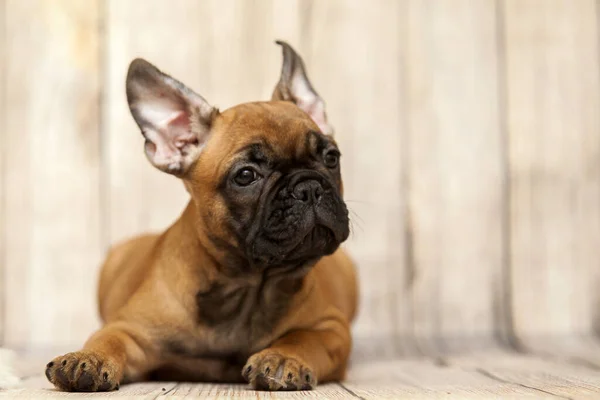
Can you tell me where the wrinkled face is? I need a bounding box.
[190,102,349,269]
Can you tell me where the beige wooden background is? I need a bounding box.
[2,0,600,359]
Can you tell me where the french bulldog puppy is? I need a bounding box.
[45,41,357,392]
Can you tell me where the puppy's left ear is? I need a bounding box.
[272,41,333,135]
[126,58,218,175]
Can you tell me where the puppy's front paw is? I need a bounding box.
[243,350,316,391]
[45,351,120,392]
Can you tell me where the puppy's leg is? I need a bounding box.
[45,323,155,392]
[243,316,351,391]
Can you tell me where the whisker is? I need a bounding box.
[349,220,362,238]
[347,208,364,234]
[348,208,365,227]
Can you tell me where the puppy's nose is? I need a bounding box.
[292,179,323,203]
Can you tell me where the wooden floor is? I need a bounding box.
[2,348,600,399]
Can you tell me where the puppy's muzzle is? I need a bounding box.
[248,170,349,267]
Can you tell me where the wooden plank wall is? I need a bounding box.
[404,1,504,355]
[505,0,600,347]
[1,0,600,358]
[3,0,103,347]
[0,0,5,344]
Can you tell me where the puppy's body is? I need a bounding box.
[46,44,357,392]
[99,204,356,382]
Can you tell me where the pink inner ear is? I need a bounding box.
[142,108,199,169]
[297,97,331,135]
[161,110,198,147]
[168,110,188,126]
[300,100,327,133]
[290,72,332,135]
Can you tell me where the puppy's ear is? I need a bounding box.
[272,41,333,135]
[126,59,218,175]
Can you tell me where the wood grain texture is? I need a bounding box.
[447,349,600,398]
[0,0,6,345]
[301,0,408,356]
[503,0,600,344]
[1,377,178,397]
[193,0,302,107]
[404,0,504,354]
[166,383,351,399]
[345,359,545,398]
[3,0,102,348]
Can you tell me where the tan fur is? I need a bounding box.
[45,101,358,392]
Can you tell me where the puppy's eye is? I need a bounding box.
[323,150,340,169]
[234,167,258,186]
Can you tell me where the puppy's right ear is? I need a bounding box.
[126,59,217,176]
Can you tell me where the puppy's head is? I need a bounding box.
[126,41,349,270]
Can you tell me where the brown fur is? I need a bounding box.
[45,101,358,392]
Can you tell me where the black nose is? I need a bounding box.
[292,179,323,203]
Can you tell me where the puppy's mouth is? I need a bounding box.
[285,224,336,261]
[252,222,344,267]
